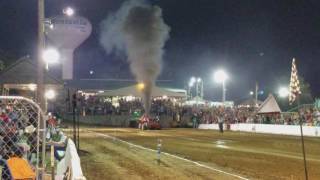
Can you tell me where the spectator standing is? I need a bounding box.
[192,113,198,128]
[314,109,320,126]
[218,115,224,133]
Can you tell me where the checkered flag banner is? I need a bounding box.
[289,58,301,104]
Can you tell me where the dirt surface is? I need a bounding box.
[75,128,320,180]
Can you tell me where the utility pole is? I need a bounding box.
[37,0,46,179]
[222,80,226,103]
[37,0,45,111]
[200,80,204,99]
[196,80,199,107]
[255,82,258,106]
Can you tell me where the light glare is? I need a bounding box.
[137,83,145,90]
[278,87,289,98]
[214,70,228,83]
[64,7,74,16]
[42,48,60,64]
[45,90,56,100]
[28,84,37,91]
[190,77,196,84]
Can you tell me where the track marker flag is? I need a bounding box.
[289,58,301,105]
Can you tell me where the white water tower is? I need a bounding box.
[47,15,92,80]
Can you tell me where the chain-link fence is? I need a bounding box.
[0,96,45,180]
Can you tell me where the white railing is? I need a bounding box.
[56,138,86,180]
[199,123,320,137]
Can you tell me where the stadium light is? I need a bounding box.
[278,87,289,98]
[250,91,254,95]
[42,48,60,64]
[45,89,56,100]
[214,69,228,103]
[214,70,228,83]
[197,77,202,83]
[188,81,194,87]
[190,77,196,84]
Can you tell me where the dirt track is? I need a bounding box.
[74,128,320,180]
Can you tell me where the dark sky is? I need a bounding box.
[0,0,320,101]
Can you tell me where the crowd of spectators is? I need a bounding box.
[0,104,37,179]
[78,95,180,116]
[76,95,320,127]
[196,107,320,127]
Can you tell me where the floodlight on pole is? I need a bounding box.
[214,70,228,83]
[190,77,196,84]
[214,69,228,103]
[250,91,254,95]
[278,87,289,98]
[42,48,60,64]
[45,89,56,100]
[197,77,202,83]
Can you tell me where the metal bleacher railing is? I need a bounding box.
[0,96,46,180]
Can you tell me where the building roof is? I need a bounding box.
[97,84,186,98]
[0,56,182,92]
[64,78,178,91]
[0,56,62,85]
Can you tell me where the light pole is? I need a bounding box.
[188,81,193,100]
[37,1,46,178]
[37,0,45,111]
[37,3,73,178]
[214,70,228,104]
[197,78,202,98]
[222,80,226,103]
[45,89,56,113]
[188,77,196,100]
[188,77,203,101]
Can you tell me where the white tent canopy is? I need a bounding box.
[257,94,281,114]
[238,98,263,107]
[98,85,186,98]
[184,96,207,106]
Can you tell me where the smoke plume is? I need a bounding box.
[100,0,170,114]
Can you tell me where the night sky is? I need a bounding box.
[0,0,320,101]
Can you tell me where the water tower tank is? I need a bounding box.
[47,15,92,80]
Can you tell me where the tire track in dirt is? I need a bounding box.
[89,131,249,180]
